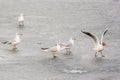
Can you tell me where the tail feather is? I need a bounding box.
[1,41,9,44]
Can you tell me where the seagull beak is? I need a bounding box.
[105,44,109,47]
[104,43,109,48]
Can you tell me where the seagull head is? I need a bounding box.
[102,42,108,48]
[56,43,62,51]
[70,37,76,41]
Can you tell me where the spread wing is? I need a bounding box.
[81,30,100,45]
[100,27,109,44]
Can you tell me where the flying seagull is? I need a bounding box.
[18,13,24,26]
[41,43,61,58]
[1,33,22,49]
[59,38,76,55]
[81,27,109,57]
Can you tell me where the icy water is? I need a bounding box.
[0,0,120,80]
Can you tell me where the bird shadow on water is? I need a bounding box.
[4,48,20,54]
[40,57,72,73]
[63,53,74,59]
[92,57,106,65]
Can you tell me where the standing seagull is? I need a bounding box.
[59,38,76,55]
[41,44,61,58]
[81,28,109,57]
[18,13,24,26]
[1,33,22,49]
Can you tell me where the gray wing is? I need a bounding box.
[62,42,71,47]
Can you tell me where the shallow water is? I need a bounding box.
[0,0,120,80]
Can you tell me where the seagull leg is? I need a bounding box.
[21,21,24,26]
[100,52,105,57]
[53,53,56,58]
[65,48,71,55]
[68,48,72,55]
[19,22,21,26]
[95,52,97,57]
[65,48,69,55]
[19,21,24,26]
[13,45,17,49]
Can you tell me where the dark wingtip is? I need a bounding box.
[41,48,44,50]
[41,48,48,50]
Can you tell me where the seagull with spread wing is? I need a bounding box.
[81,28,109,57]
[41,43,61,58]
[1,33,22,49]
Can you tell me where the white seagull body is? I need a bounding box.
[41,44,61,58]
[18,13,24,26]
[81,27,109,57]
[1,33,22,49]
[59,38,75,54]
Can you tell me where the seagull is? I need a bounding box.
[81,27,109,57]
[59,38,76,55]
[18,13,24,26]
[41,43,61,58]
[1,33,22,49]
